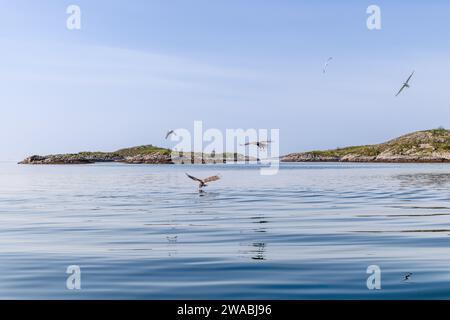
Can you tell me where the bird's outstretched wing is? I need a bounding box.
[405,71,415,84]
[395,84,406,97]
[165,130,176,139]
[259,140,273,147]
[186,173,203,183]
[323,57,332,73]
[203,175,220,183]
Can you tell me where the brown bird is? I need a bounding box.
[186,173,221,189]
[242,140,273,149]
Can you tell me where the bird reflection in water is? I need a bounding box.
[166,235,179,257]
[166,235,178,243]
[198,191,221,198]
[243,215,269,260]
[251,215,269,233]
[403,272,413,281]
[250,242,266,260]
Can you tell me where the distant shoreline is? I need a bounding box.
[281,128,450,164]
[18,128,450,165]
[18,147,257,165]
[281,158,450,163]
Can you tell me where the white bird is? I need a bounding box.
[323,57,333,74]
[165,130,176,139]
[395,71,415,97]
[241,140,273,150]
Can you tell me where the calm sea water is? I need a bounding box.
[1,161,450,299]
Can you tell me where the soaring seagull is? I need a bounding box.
[186,173,221,190]
[323,57,333,74]
[165,130,176,139]
[242,140,273,149]
[395,71,415,97]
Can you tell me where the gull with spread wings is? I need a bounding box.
[323,57,333,74]
[242,140,273,150]
[395,71,415,97]
[186,173,221,190]
[165,130,176,139]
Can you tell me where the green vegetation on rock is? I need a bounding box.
[282,128,450,162]
[114,145,171,156]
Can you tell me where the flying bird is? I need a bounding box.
[323,57,333,74]
[186,173,221,190]
[395,71,415,97]
[165,130,176,139]
[242,140,273,149]
[403,272,412,281]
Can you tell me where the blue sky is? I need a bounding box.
[1,0,450,160]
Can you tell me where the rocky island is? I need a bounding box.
[281,128,450,163]
[19,145,255,165]
[20,129,450,165]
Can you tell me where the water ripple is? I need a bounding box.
[1,162,450,298]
